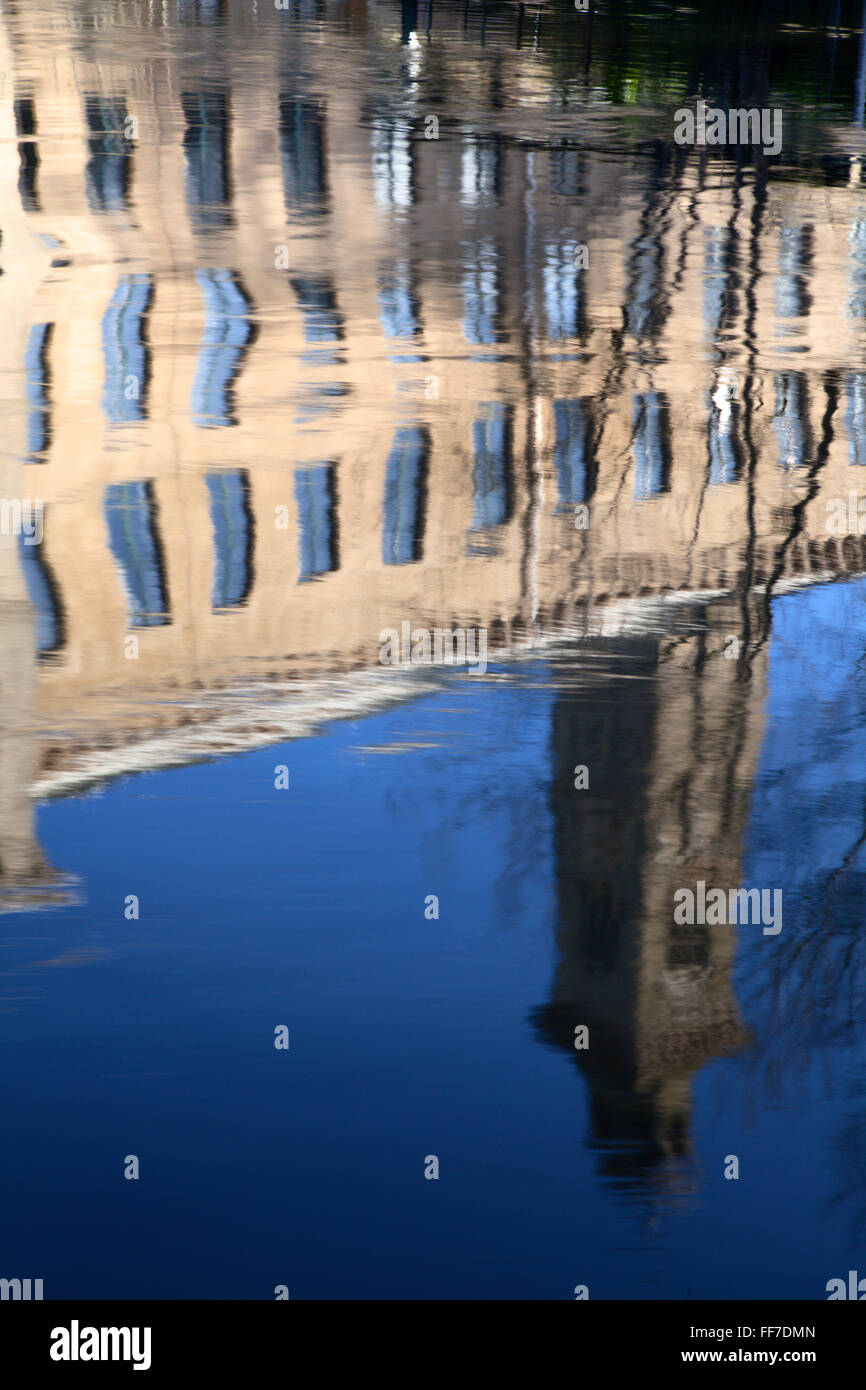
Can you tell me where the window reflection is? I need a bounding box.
[632,392,670,498]
[191,270,253,428]
[182,90,232,230]
[382,426,428,565]
[295,464,337,581]
[371,114,415,209]
[845,372,866,467]
[84,96,133,212]
[104,481,170,627]
[470,403,512,531]
[14,97,39,212]
[280,95,330,217]
[18,528,63,657]
[102,275,152,425]
[553,400,589,510]
[772,373,810,470]
[24,323,52,458]
[462,239,501,349]
[205,470,254,609]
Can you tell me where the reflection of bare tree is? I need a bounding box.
[731,720,866,1238]
[737,855,866,1061]
[375,663,554,931]
[827,1106,866,1239]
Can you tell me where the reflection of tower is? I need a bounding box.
[532,598,764,1203]
[0,38,77,914]
[0,531,78,912]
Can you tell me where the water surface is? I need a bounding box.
[1,0,866,1299]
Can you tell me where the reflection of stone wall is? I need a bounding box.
[534,598,763,1186]
[1,4,865,769]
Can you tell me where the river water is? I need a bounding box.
[1,0,866,1299]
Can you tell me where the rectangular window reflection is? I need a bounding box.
[543,242,582,342]
[182,90,232,230]
[14,96,39,212]
[84,96,132,212]
[462,239,500,348]
[104,481,170,627]
[772,372,810,471]
[382,426,428,565]
[378,264,424,363]
[18,529,63,657]
[295,464,337,581]
[279,95,329,216]
[846,372,866,467]
[471,403,511,530]
[205,470,254,609]
[102,275,151,424]
[370,115,414,209]
[192,270,253,427]
[553,399,588,510]
[25,322,52,458]
[632,392,671,498]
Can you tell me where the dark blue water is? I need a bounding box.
[4,0,866,1302]
[0,581,863,1297]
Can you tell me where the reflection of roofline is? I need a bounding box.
[29,566,859,800]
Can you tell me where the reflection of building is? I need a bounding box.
[533,599,762,1200]
[1,1,866,792]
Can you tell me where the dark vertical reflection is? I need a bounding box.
[104,481,171,628]
[632,391,671,497]
[295,464,338,581]
[461,238,502,351]
[706,376,743,485]
[548,142,584,199]
[552,398,593,511]
[17,527,64,658]
[102,275,152,425]
[532,619,754,1203]
[623,144,672,348]
[182,90,232,231]
[205,470,254,610]
[772,371,811,470]
[533,639,684,1187]
[378,261,425,362]
[279,95,330,218]
[24,322,52,459]
[84,96,133,212]
[382,425,429,565]
[290,274,343,366]
[845,371,866,466]
[468,401,512,549]
[191,270,254,427]
[369,109,416,210]
[13,96,39,212]
[401,0,418,45]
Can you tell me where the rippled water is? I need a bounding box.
[2,0,866,1299]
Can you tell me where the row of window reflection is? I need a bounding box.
[21,248,586,454]
[23,256,866,481]
[13,89,522,224]
[702,222,866,336]
[13,398,591,657]
[21,369,866,657]
[14,84,866,364]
